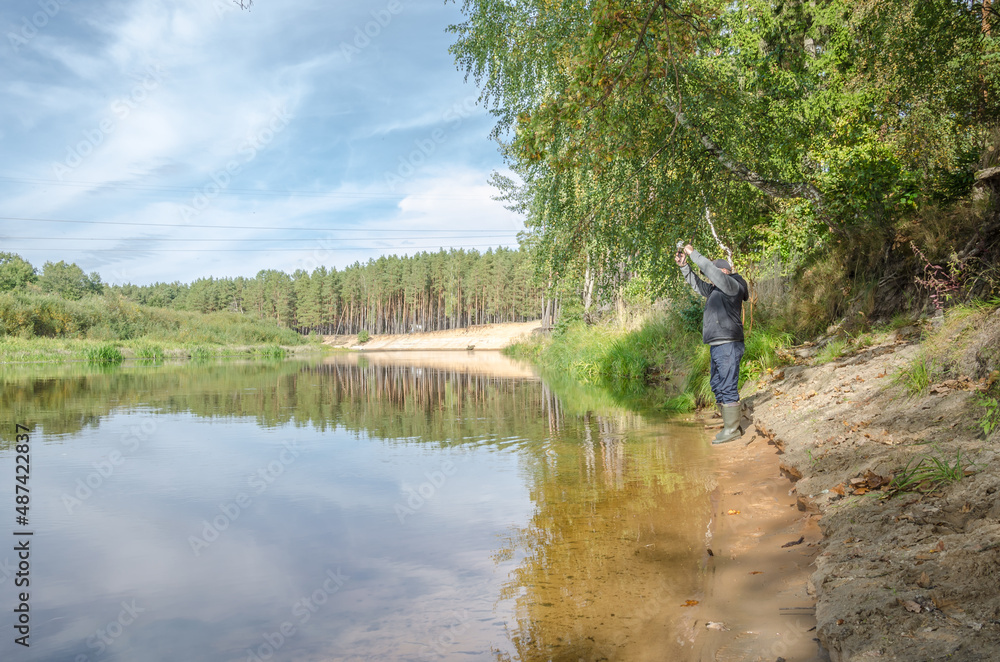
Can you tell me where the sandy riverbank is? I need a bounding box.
[722,310,1000,661]
[323,321,543,351]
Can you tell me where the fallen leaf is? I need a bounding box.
[831,483,846,496]
[727,509,740,515]
[917,572,931,588]
[936,540,945,552]
[705,622,729,631]
[961,502,972,513]
[782,536,805,548]
[836,619,845,625]
[902,600,922,613]
[748,571,763,575]
[854,487,869,495]
[681,600,699,607]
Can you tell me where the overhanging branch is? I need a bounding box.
[662,94,824,204]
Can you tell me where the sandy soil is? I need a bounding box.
[691,412,827,662]
[736,310,1000,661]
[322,321,543,351]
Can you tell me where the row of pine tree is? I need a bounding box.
[109,247,545,335]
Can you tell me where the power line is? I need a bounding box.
[7,243,519,253]
[0,216,515,233]
[1,234,516,242]
[0,175,486,201]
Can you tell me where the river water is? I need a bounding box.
[0,352,717,661]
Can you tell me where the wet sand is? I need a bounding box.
[691,418,827,662]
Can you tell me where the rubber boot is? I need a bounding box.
[712,402,743,444]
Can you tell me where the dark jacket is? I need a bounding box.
[681,250,749,345]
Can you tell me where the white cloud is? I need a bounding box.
[0,0,523,285]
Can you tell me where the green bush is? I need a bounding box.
[0,290,306,347]
[357,329,371,344]
[84,343,124,365]
[254,345,286,359]
[189,346,214,361]
[131,342,164,361]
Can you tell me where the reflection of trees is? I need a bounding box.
[0,359,556,447]
[493,397,713,661]
[2,357,713,661]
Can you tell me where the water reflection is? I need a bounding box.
[0,354,713,661]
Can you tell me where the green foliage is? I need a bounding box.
[814,339,848,365]
[110,247,544,335]
[679,344,715,410]
[809,124,909,234]
[254,345,287,360]
[886,447,970,496]
[450,0,998,303]
[675,293,705,336]
[38,260,103,300]
[0,253,36,291]
[357,330,371,344]
[895,357,935,396]
[532,321,611,384]
[979,387,1000,437]
[514,303,793,414]
[84,343,123,365]
[129,342,164,361]
[0,291,306,361]
[189,346,214,362]
[740,328,794,382]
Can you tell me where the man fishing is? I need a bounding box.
[674,242,749,444]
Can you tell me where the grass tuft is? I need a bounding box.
[84,343,124,365]
[814,339,848,365]
[886,447,970,496]
[254,345,286,359]
[894,357,934,396]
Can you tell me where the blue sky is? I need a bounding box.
[0,0,523,286]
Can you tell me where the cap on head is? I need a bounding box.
[713,258,732,271]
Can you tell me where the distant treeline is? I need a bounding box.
[1,248,546,335]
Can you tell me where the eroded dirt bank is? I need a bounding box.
[744,309,1000,661]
